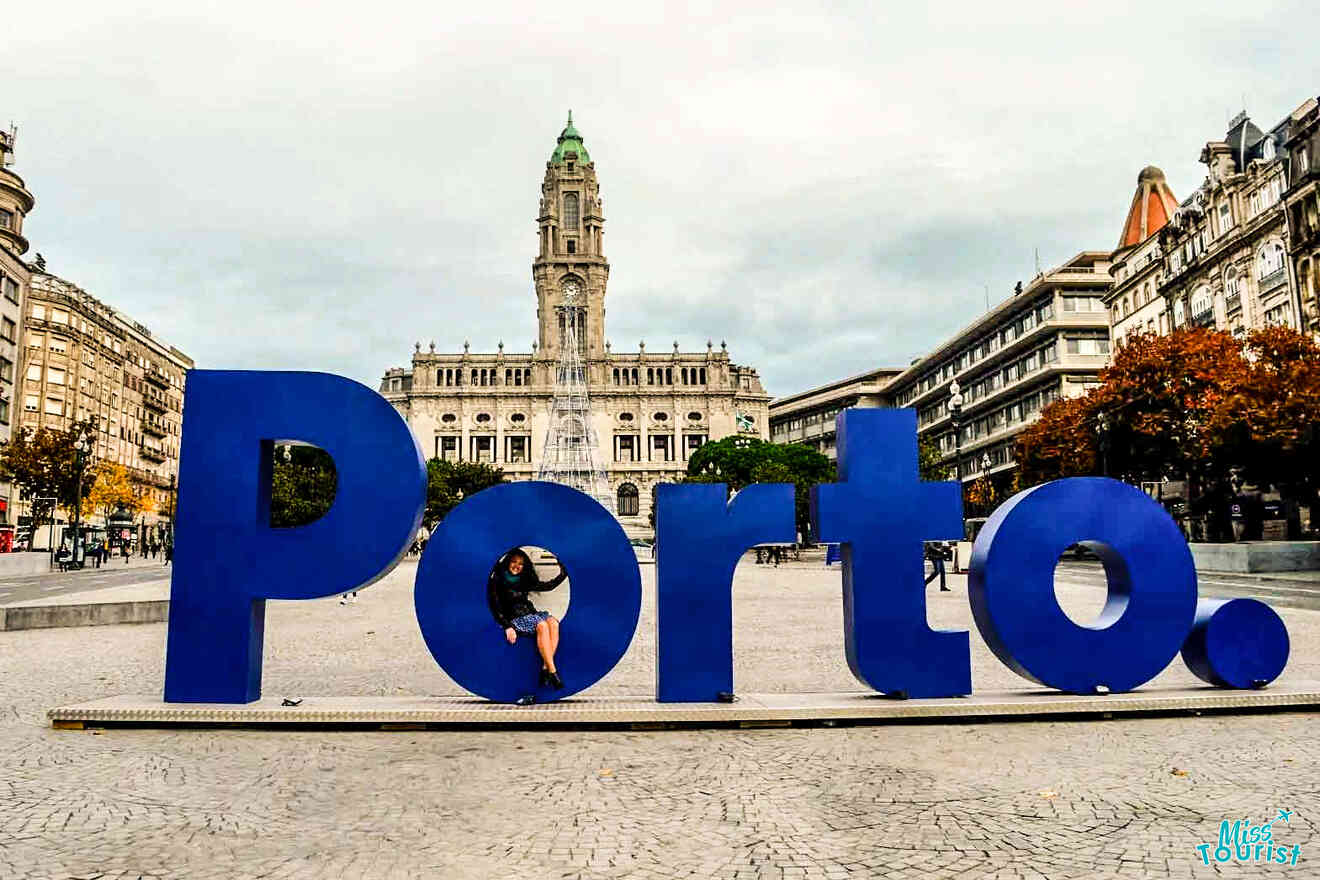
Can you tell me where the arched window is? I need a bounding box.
[681,367,688,384]
[665,367,673,384]
[699,368,707,384]
[437,369,444,385]
[617,483,639,517]
[612,368,619,384]
[647,368,654,384]
[1190,286,1212,320]
[1225,267,1240,300]
[1258,242,1285,279]
[1173,299,1185,326]
[563,193,579,229]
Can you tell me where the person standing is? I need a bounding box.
[924,542,949,591]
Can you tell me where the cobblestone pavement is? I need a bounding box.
[1,558,1317,879]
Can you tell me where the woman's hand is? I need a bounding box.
[505,627,517,644]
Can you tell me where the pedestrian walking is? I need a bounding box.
[90,540,102,569]
[487,547,568,697]
[924,542,950,591]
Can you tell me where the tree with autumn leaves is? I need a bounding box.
[1015,325,1320,539]
[86,462,155,521]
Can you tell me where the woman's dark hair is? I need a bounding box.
[499,547,532,573]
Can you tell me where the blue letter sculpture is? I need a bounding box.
[164,371,426,702]
[1181,597,1289,689]
[414,481,642,703]
[968,477,1198,694]
[655,482,795,701]
[811,409,969,698]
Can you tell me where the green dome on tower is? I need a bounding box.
[550,110,590,165]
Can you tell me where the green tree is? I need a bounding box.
[425,459,506,528]
[269,444,337,528]
[0,418,99,539]
[918,434,952,481]
[676,436,834,541]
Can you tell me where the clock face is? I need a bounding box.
[562,280,581,303]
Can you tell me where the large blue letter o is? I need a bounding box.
[968,477,1197,694]
[415,481,642,703]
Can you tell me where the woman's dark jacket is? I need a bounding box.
[487,560,567,628]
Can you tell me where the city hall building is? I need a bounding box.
[380,115,770,534]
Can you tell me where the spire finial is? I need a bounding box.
[567,109,573,125]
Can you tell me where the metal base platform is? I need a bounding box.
[48,684,1320,730]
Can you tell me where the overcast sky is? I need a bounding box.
[2,2,1316,398]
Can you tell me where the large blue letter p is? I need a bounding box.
[163,371,426,703]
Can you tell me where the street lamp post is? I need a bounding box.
[948,380,965,492]
[71,436,89,569]
[979,452,992,517]
[168,473,177,549]
[1095,412,1110,478]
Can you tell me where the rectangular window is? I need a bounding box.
[505,436,528,463]
[49,337,66,354]
[0,357,11,383]
[1,275,17,302]
[470,435,494,463]
[650,435,672,462]
[44,398,62,416]
[1,318,14,342]
[0,209,11,229]
[23,394,37,412]
[0,399,8,424]
[25,362,41,381]
[684,434,707,459]
[51,309,68,325]
[437,435,460,461]
[616,434,637,463]
[47,367,65,385]
[31,304,45,321]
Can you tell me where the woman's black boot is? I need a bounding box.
[539,667,552,688]
[547,670,564,690]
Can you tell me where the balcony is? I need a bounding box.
[1258,267,1287,293]
[142,417,167,438]
[145,368,169,389]
[139,442,166,462]
[143,393,167,412]
[1191,309,1216,328]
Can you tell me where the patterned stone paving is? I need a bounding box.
[2,558,1317,878]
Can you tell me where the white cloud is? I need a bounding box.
[2,0,1315,395]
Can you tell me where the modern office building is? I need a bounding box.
[884,253,1114,498]
[767,367,902,460]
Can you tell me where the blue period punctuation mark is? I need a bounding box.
[1181,597,1289,689]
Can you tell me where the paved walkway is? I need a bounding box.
[0,558,1316,878]
[0,556,169,606]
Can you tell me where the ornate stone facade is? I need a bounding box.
[380,115,769,534]
[1108,109,1298,344]
[0,126,35,524]
[1284,96,1320,337]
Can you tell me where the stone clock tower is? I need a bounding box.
[381,113,771,538]
[532,112,609,364]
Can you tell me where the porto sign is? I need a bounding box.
[163,371,1290,705]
